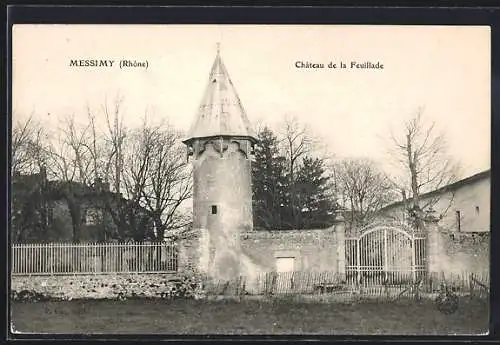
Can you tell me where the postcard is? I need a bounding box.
[10,23,491,336]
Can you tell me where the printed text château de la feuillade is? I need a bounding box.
[295,60,384,69]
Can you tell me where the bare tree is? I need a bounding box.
[44,104,125,242]
[55,98,132,242]
[61,114,95,184]
[11,112,51,242]
[102,95,127,194]
[90,97,134,241]
[334,158,398,228]
[43,113,98,242]
[119,119,192,268]
[280,115,314,178]
[279,115,315,227]
[12,112,49,175]
[123,118,192,241]
[119,118,157,241]
[388,107,460,223]
[13,98,192,243]
[83,104,111,183]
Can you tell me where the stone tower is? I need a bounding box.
[182,46,257,281]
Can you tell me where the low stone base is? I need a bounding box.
[11,274,179,300]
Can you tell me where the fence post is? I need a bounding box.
[383,228,388,281]
[50,243,53,275]
[411,235,416,283]
[356,238,361,289]
[11,245,15,275]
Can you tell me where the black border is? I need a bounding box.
[4,5,500,343]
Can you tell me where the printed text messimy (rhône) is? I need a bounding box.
[68,59,149,69]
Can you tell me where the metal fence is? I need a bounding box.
[345,226,427,286]
[11,242,179,275]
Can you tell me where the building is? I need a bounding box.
[378,170,491,233]
[181,45,258,281]
[180,46,342,289]
[11,171,154,243]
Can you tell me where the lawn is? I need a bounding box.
[10,297,489,336]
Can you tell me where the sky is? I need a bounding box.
[12,24,491,179]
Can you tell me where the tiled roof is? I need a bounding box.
[183,48,257,144]
[379,169,491,212]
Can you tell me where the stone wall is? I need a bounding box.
[426,215,489,275]
[11,274,179,300]
[441,232,490,275]
[238,227,341,294]
[177,231,202,272]
[240,229,339,272]
[174,217,346,290]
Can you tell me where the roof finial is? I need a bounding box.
[216,42,221,55]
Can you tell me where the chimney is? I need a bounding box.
[94,177,111,193]
[39,165,47,181]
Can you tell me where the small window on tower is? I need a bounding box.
[475,206,480,215]
[211,205,217,215]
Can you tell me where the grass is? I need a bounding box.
[10,297,489,336]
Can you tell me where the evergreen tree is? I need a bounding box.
[251,127,288,230]
[252,126,337,230]
[292,156,337,229]
[11,170,51,242]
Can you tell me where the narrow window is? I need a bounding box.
[456,210,461,232]
[475,206,480,215]
[211,205,217,215]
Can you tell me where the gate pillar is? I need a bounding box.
[334,211,346,278]
[425,209,444,274]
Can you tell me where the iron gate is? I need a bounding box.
[345,226,426,286]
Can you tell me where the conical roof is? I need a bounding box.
[183,47,257,144]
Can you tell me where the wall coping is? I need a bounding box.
[241,228,335,239]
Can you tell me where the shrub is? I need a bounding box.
[435,289,459,314]
[11,289,50,303]
[170,267,207,300]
